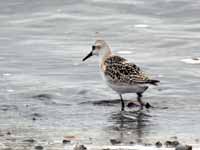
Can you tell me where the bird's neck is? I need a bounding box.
[100,46,112,62]
[99,47,112,71]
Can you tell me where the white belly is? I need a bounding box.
[101,73,148,94]
[107,82,148,94]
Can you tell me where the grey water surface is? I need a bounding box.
[0,0,200,149]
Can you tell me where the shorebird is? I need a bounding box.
[82,39,159,111]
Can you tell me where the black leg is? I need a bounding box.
[119,94,125,111]
[137,93,144,109]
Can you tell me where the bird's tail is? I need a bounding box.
[146,79,160,85]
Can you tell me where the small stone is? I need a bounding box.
[32,94,52,100]
[23,138,35,143]
[64,135,76,140]
[172,141,180,147]
[165,141,172,147]
[129,141,135,144]
[63,139,70,144]
[155,141,162,148]
[175,144,192,150]
[144,143,152,146]
[165,140,179,147]
[171,136,178,140]
[110,139,121,145]
[192,58,199,60]
[32,113,42,117]
[73,144,87,150]
[35,146,43,150]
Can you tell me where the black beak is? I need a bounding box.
[82,45,96,61]
[82,51,93,61]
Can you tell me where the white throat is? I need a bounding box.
[99,47,112,63]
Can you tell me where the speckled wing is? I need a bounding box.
[104,55,159,85]
[104,58,153,85]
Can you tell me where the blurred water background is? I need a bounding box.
[0,0,200,149]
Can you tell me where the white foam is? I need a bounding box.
[117,51,132,54]
[55,92,62,96]
[181,58,200,64]
[3,73,11,76]
[73,63,80,66]
[7,89,14,92]
[157,74,164,78]
[134,24,149,28]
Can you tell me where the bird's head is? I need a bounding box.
[82,39,112,61]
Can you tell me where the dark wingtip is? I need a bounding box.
[148,79,160,86]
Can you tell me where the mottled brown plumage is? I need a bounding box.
[104,55,158,85]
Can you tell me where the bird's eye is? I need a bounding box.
[96,45,101,49]
[92,45,96,50]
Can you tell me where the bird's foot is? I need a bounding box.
[127,101,140,108]
[127,101,153,109]
[121,107,125,112]
[145,102,153,109]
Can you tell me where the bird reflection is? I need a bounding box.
[109,110,151,145]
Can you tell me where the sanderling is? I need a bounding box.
[82,38,159,111]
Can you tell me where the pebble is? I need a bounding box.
[32,113,42,117]
[32,94,52,100]
[129,141,135,144]
[64,135,76,140]
[155,141,162,148]
[175,144,192,150]
[23,138,35,143]
[172,141,180,146]
[63,139,71,144]
[110,139,121,145]
[170,136,178,140]
[73,144,87,150]
[144,143,152,146]
[35,146,43,150]
[165,140,179,147]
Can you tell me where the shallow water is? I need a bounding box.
[0,0,200,149]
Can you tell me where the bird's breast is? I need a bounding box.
[100,63,106,72]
